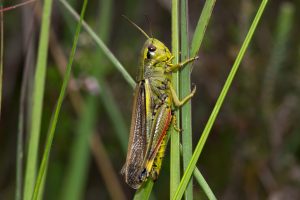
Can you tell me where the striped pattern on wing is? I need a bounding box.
[121,82,147,189]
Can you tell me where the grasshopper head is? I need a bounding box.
[142,38,172,61]
[137,38,172,80]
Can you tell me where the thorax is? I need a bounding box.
[143,61,172,108]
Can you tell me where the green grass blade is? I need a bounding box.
[261,2,294,117]
[16,87,24,200]
[173,1,268,199]
[31,0,88,199]
[36,164,47,200]
[181,1,216,198]
[170,0,180,198]
[179,144,216,199]
[190,0,216,57]
[61,96,96,200]
[193,168,216,200]
[23,0,53,199]
[133,180,154,200]
[180,1,216,199]
[17,7,37,199]
[98,0,112,42]
[180,0,193,199]
[59,0,135,89]
[61,0,127,198]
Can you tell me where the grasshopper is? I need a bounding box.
[121,17,198,189]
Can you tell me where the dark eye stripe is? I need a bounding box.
[147,51,151,59]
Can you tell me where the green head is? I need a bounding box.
[137,38,171,81]
[122,16,172,80]
[141,38,171,61]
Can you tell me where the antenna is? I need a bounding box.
[144,15,153,38]
[122,15,150,39]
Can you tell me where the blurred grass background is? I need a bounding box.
[0,0,300,199]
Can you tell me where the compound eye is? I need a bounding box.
[147,44,157,59]
[148,44,156,52]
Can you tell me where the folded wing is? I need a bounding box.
[121,82,148,189]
